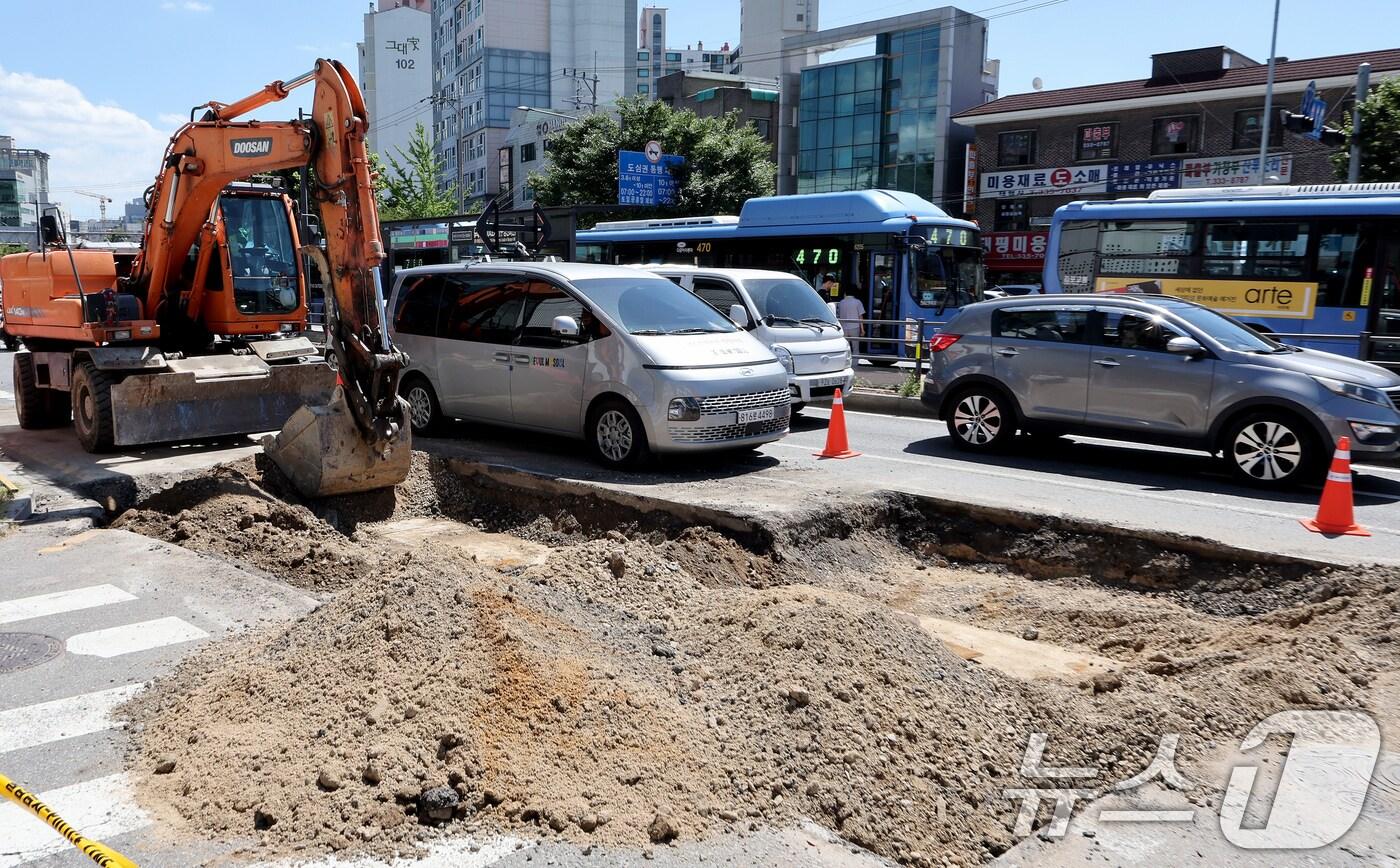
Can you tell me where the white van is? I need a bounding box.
[387,262,791,468]
[642,266,855,410]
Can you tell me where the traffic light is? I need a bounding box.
[1278,109,1349,147]
[1279,110,1313,134]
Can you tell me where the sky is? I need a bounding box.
[0,0,1393,219]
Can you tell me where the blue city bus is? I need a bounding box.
[1044,184,1400,363]
[575,189,983,360]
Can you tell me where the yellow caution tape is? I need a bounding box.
[0,772,139,868]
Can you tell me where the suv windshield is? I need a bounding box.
[572,277,739,335]
[743,278,837,326]
[1148,302,1283,353]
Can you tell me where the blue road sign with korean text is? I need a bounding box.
[618,149,685,206]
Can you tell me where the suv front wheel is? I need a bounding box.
[946,385,1016,451]
[1221,411,1322,487]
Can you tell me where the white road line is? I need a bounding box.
[764,442,1400,536]
[65,616,208,659]
[0,685,143,755]
[0,585,137,627]
[0,773,149,867]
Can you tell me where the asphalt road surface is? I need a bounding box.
[4,349,1400,565]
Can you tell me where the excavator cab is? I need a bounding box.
[186,187,308,336]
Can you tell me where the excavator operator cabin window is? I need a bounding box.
[221,195,299,315]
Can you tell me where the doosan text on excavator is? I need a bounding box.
[0,59,411,496]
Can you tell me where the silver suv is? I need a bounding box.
[922,294,1400,486]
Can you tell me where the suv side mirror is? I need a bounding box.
[551,315,580,337]
[728,304,750,328]
[40,214,65,247]
[1167,336,1205,357]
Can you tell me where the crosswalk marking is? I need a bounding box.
[0,773,149,867]
[65,616,208,659]
[0,584,137,626]
[0,685,143,755]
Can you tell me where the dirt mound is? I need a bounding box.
[115,453,1400,866]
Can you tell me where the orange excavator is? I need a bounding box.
[0,60,410,496]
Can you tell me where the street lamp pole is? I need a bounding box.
[1257,0,1282,184]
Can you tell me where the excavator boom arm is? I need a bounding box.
[133,59,407,495]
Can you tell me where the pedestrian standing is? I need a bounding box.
[837,292,866,338]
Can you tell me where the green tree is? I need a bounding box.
[1332,76,1400,182]
[375,123,464,220]
[530,97,775,221]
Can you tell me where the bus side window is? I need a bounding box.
[1056,220,1099,292]
[1314,222,1364,308]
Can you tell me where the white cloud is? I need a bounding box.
[0,64,169,219]
[161,1,213,12]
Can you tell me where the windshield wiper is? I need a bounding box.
[666,327,729,335]
[765,314,804,327]
[800,317,838,329]
[630,328,666,335]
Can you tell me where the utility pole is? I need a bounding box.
[1257,0,1281,184]
[1348,62,1371,184]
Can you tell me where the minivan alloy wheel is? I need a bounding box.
[596,409,634,462]
[952,394,1003,445]
[406,384,434,430]
[1231,420,1303,481]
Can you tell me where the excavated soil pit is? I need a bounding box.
[113,453,1400,866]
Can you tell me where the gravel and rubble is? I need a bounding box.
[113,453,1400,865]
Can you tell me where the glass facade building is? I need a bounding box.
[781,7,993,202]
[797,24,946,196]
[797,57,883,194]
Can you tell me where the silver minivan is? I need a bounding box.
[387,261,791,467]
[643,266,855,411]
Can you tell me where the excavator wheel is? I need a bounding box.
[14,353,71,430]
[72,361,116,452]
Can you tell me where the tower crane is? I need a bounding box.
[74,190,113,222]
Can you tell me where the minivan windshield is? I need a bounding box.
[1150,302,1284,353]
[743,278,838,327]
[573,277,740,336]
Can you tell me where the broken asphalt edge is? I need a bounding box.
[445,455,1341,574]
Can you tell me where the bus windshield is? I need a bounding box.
[742,278,838,326]
[914,244,983,309]
[222,195,298,315]
[573,277,739,335]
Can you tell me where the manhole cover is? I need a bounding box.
[0,632,62,673]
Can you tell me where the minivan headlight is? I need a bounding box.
[842,345,853,368]
[1313,375,1391,408]
[772,345,795,374]
[668,397,703,421]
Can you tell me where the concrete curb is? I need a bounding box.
[843,390,938,419]
[0,471,33,522]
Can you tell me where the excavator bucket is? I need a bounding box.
[262,386,412,498]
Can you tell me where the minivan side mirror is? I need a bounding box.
[1167,335,1205,357]
[728,304,750,328]
[551,315,580,337]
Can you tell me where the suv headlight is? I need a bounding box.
[667,397,703,421]
[772,345,795,374]
[1313,375,1392,408]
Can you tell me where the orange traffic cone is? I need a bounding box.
[1300,436,1369,537]
[814,388,861,459]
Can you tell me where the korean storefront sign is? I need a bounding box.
[1181,153,1293,188]
[982,231,1050,269]
[981,165,1108,198]
[1107,160,1181,193]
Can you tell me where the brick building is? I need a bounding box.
[655,70,779,163]
[953,46,1400,285]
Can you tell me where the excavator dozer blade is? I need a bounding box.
[262,386,412,498]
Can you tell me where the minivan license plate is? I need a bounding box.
[736,406,775,424]
[815,376,845,387]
